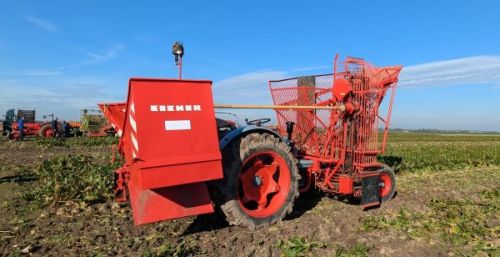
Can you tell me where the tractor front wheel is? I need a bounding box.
[378,165,396,202]
[3,130,12,139]
[217,133,300,230]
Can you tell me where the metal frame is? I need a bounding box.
[269,56,402,196]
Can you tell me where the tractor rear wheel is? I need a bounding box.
[39,124,54,138]
[378,165,396,202]
[217,133,300,230]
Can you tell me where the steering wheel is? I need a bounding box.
[246,118,271,126]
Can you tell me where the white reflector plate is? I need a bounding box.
[164,120,191,131]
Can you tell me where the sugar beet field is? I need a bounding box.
[0,132,499,257]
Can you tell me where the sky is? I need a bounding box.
[1,0,499,131]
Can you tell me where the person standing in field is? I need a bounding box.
[17,116,25,141]
[51,118,59,138]
[62,121,71,138]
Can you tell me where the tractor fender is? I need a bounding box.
[219,125,283,151]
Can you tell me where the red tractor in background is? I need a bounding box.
[0,108,118,140]
[100,48,402,229]
[0,109,58,139]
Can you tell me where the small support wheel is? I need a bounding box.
[217,133,300,230]
[378,165,396,202]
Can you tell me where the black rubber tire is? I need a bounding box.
[298,168,312,193]
[39,124,54,138]
[105,128,116,137]
[217,133,300,230]
[3,130,12,139]
[378,165,396,202]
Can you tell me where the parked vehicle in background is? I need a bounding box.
[79,109,116,137]
[0,108,118,140]
[1,109,57,140]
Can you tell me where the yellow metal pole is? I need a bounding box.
[214,104,343,110]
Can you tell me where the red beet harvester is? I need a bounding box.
[99,52,402,230]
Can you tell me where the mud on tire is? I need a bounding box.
[217,133,300,230]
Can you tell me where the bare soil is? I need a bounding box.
[0,139,498,256]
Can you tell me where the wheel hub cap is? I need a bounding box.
[237,151,291,218]
[253,176,262,186]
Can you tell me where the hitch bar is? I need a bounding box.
[214,104,345,111]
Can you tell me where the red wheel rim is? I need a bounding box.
[44,129,54,137]
[237,151,291,218]
[379,172,392,197]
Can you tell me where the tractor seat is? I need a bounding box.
[216,118,236,131]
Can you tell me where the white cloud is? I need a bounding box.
[290,65,330,72]
[211,56,500,122]
[63,44,125,69]
[0,70,63,77]
[86,44,124,62]
[24,70,63,76]
[24,15,59,32]
[213,70,288,121]
[211,63,333,105]
[4,55,498,125]
[0,77,123,121]
[399,55,500,87]
[0,43,126,120]
[213,70,287,104]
